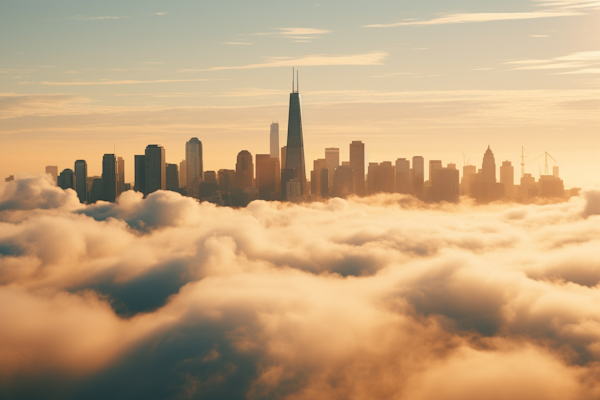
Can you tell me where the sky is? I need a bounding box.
[1,0,599,187]
[2,176,600,399]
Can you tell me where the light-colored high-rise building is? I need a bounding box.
[117,157,125,195]
[144,145,166,196]
[395,158,410,194]
[45,166,58,185]
[179,160,187,189]
[325,148,339,192]
[74,160,87,203]
[482,146,496,184]
[350,141,365,196]
[236,150,254,191]
[270,122,279,159]
[500,161,514,198]
[311,159,326,195]
[412,156,424,200]
[461,165,477,196]
[186,138,203,198]
[102,154,117,202]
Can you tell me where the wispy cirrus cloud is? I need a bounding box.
[222,42,254,46]
[252,27,331,42]
[69,15,129,20]
[35,79,220,86]
[184,51,388,72]
[363,0,599,27]
[508,50,600,74]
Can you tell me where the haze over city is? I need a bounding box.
[1,1,600,399]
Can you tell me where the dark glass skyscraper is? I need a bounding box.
[283,72,306,195]
[145,145,166,196]
[102,154,117,202]
[74,160,87,203]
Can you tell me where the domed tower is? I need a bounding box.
[481,146,496,184]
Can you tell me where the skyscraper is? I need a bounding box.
[281,146,287,172]
[500,161,514,198]
[270,122,279,159]
[283,73,307,195]
[311,158,326,196]
[256,154,279,200]
[134,155,146,194]
[57,168,74,190]
[102,154,117,202]
[236,150,254,191]
[186,138,203,198]
[145,145,166,196]
[45,166,58,185]
[166,163,179,192]
[117,157,125,195]
[74,160,87,203]
[325,148,339,192]
[179,160,187,189]
[395,158,410,194]
[482,146,496,184]
[350,141,365,196]
[412,156,424,200]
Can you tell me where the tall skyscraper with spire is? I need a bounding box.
[282,69,307,195]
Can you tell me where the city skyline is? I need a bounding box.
[1,1,599,188]
[2,1,600,399]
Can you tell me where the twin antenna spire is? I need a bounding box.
[292,68,299,93]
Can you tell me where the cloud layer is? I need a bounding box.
[1,176,600,398]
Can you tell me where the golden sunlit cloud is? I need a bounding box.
[1,177,600,397]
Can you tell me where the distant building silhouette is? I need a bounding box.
[367,162,394,195]
[395,158,410,194]
[412,156,424,200]
[270,122,279,159]
[311,159,326,196]
[166,163,179,192]
[320,169,329,198]
[144,145,166,196]
[283,76,307,195]
[281,146,287,172]
[5,175,14,182]
[236,150,254,191]
[218,169,236,193]
[102,154,117,202]
[325,148,339,193]
[45,166,58,186]
[470,147,504,203]
[74,160,87,203]
[428,160,443,202]
[350,141,365,196]
[461,165,477,197]
[500,161,515,199]
[89,178,103,203]
[58,168,74,190]
[256,154,280,200]
[117,157,125,195]
[539,174,564,198]
[186,138,203,198]
[333,165,354,197]
[134,155,146,194]
[179,160,187,189]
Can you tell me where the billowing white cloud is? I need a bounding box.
[1,177,600,398]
